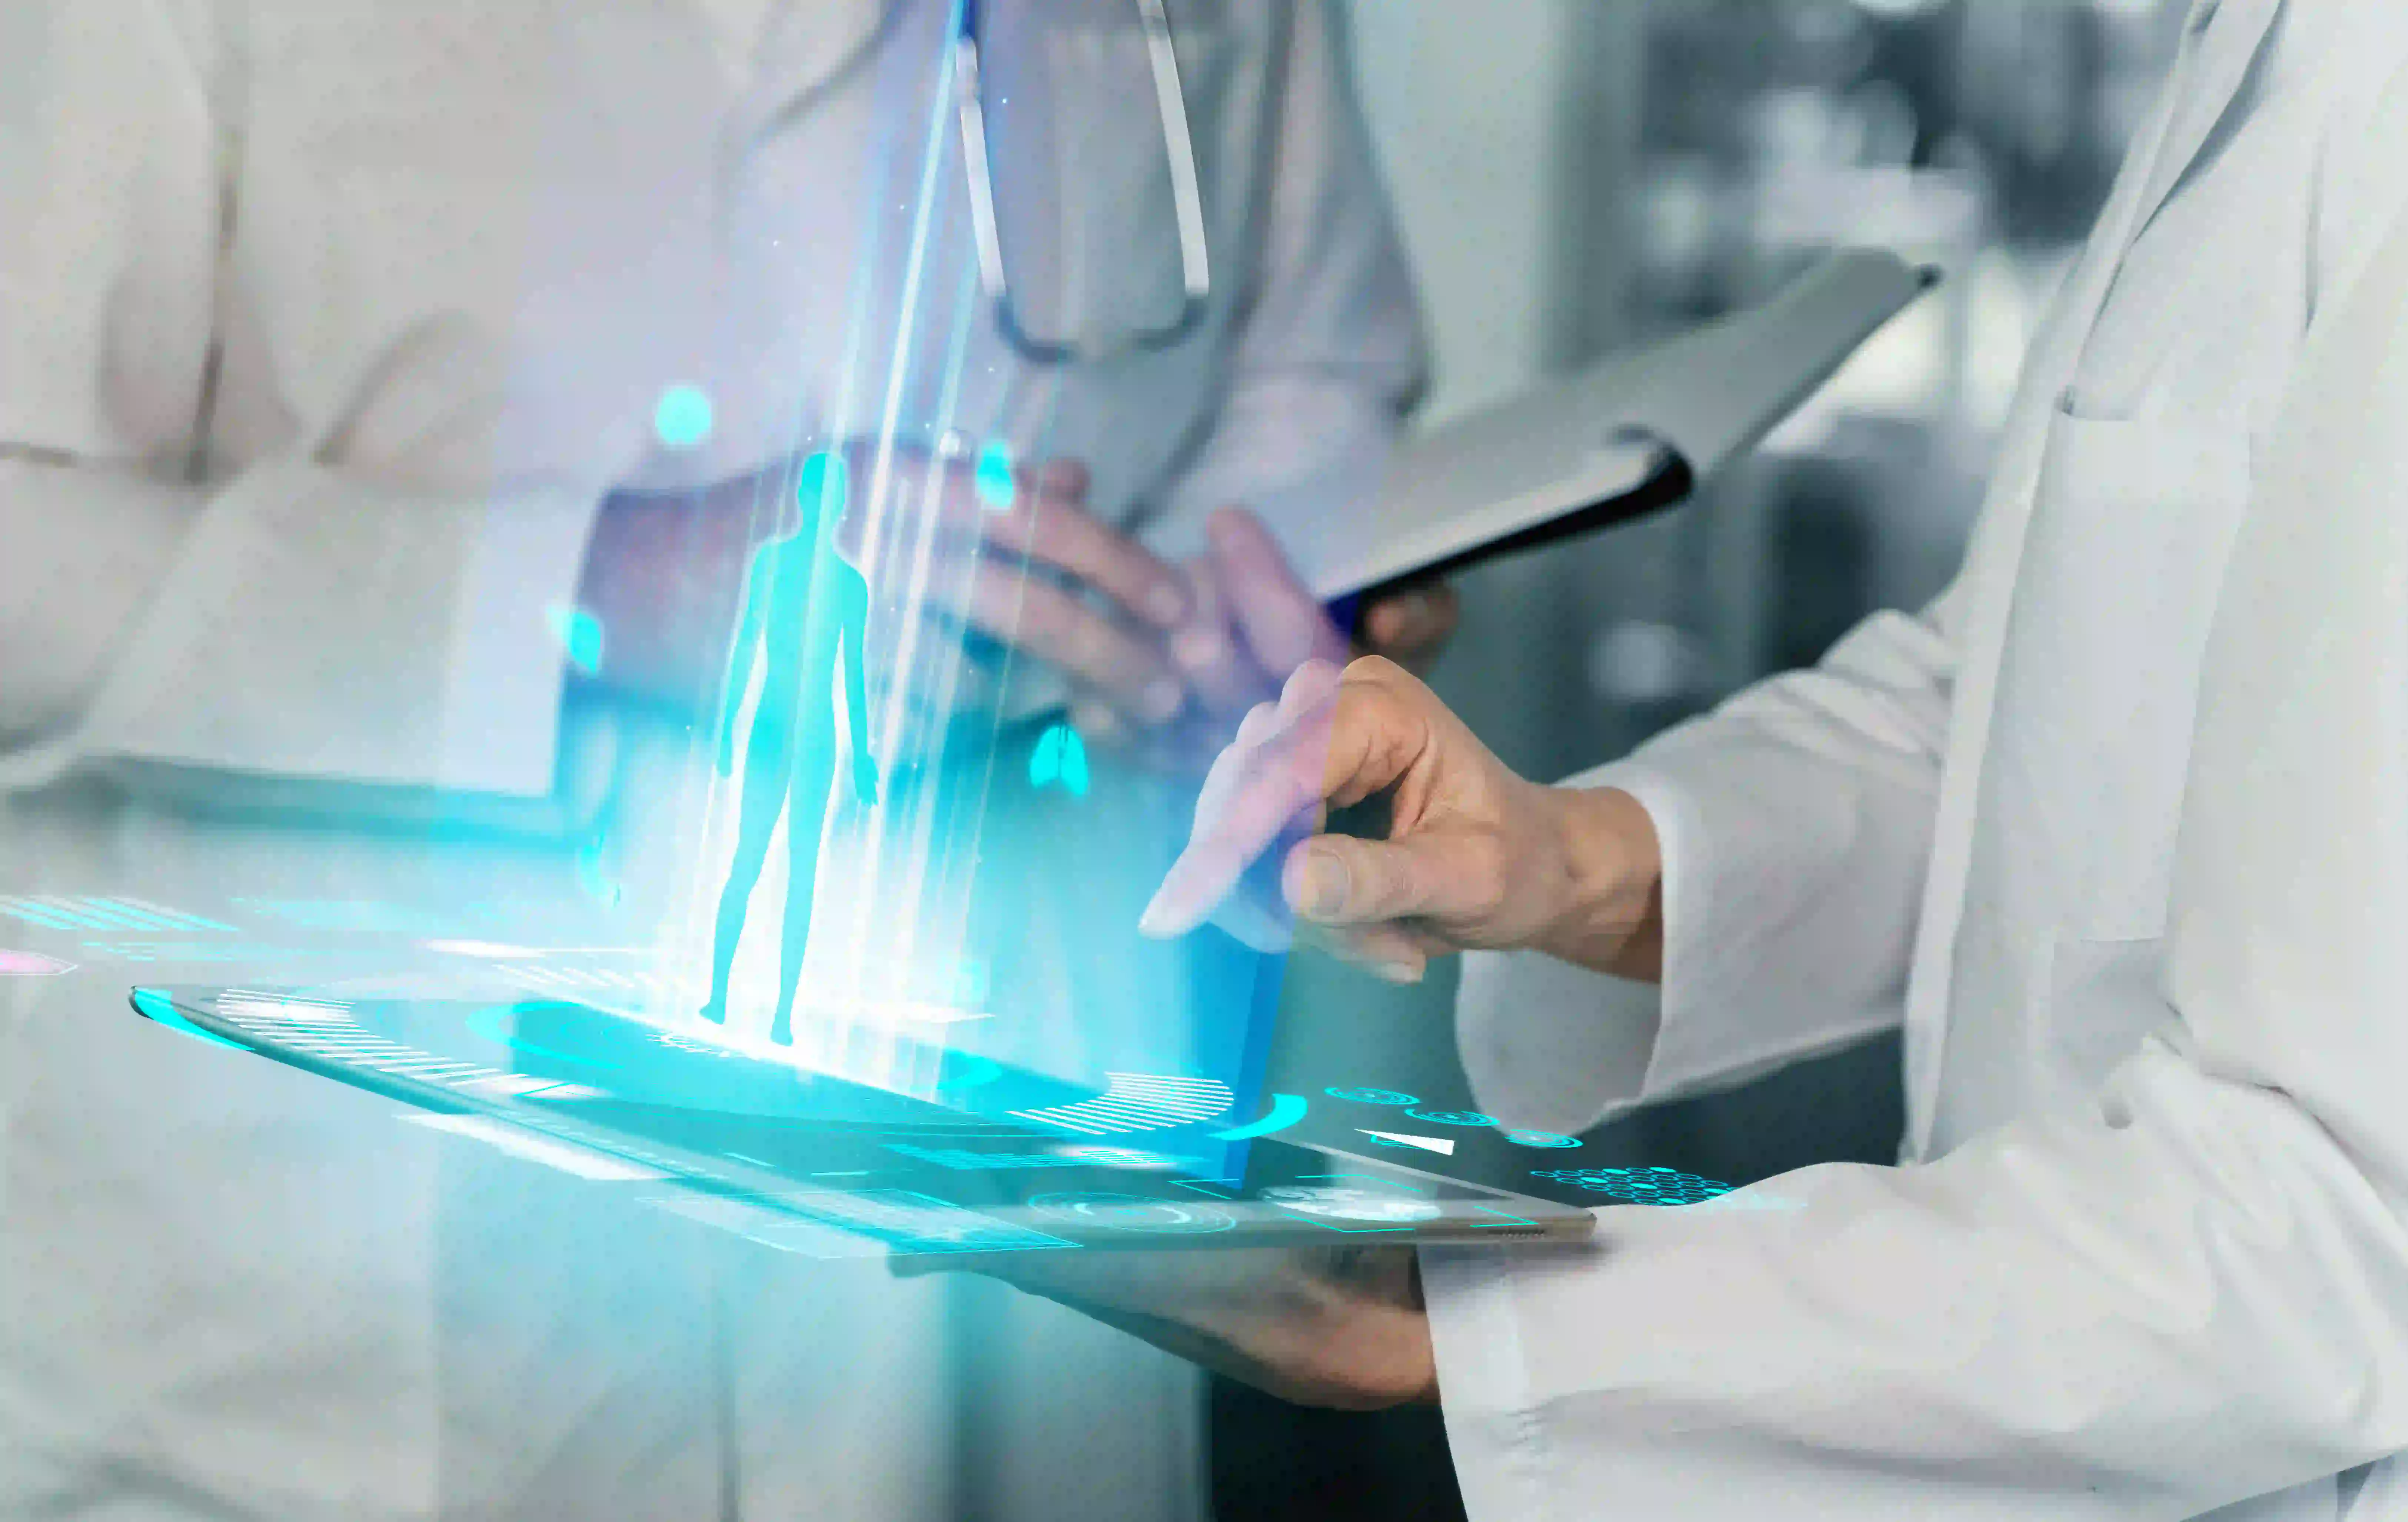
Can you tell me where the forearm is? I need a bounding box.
[0,459,197,741]
[577,483,787,713]
[4,456,595,796]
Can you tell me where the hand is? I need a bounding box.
[852,752,880,808]
[1078,507,1457,770]
[835,446,1195,738]
[1357,581,1460,675]
[1138,656,1665,982]
[894,1243,1436,1411]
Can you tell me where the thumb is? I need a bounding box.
[1284,831,1492,930]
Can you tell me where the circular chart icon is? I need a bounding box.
[1323,1087,1419,1107]
[1502,1129,1582,1149]
[1404,1109,1497,1128]
[1028,1192,1236,1235]
[1259,1186,1443,1224]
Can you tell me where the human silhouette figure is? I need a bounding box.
[701,452,878,1044]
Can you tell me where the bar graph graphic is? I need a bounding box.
[0,896,236,934]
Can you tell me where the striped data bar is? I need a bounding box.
[0,896,236,933]
[1011,1073,1234,1137]
[505,964,675,995]
[210,993,608,1101]
[213,993,491,1085]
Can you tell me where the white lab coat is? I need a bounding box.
[0,2,1420,1518]
[1431,1,2408,1517]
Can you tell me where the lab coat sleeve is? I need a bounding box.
[1454,588,1960,1134]
[1423,166,2408,1522]
[0,0,591,798]
[1148,0,1428,568]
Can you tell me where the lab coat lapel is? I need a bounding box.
[2126,0,2283,251]
[1896,2,2277,1158]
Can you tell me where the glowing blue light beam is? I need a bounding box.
[1210,1092,1309,1141]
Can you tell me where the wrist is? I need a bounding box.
[1531,786,1663,978]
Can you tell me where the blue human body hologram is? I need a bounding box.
[701,453,879,1044]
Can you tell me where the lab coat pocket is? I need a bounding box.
[1998,402,2254,943]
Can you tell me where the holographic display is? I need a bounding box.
[1027,723,1091,797]
[0,895,234,933]
[1501,1129,1582,1149]
[1008,1072,1233,1136]
[1533,1166,1735,1206]
[1210,1092,1308,1140]
[1027,1193,1238,1236]
[1322,1087,1418,1106]
[76,941,317,964]
[887,1144,1074,1171]
[701,452,877,1045]
[0,949,75,977]
[1404,1109,1498,1127]
[131,989,1598,1254]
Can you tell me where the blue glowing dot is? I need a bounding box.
[1028,723,1089,797]
[653,385,715,451]
[796,450,849,515]
[1405,1109,1497,1127]
[1503,1129,1583,1149]
[974,441,1016,513]
[546,605,605,676]
[1324,1087,1419,1106]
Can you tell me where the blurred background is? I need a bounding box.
[1223,1,2192,1517]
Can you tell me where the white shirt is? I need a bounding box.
[0,0,1420,796]
[0,3,1419,1519]
[1436,1,2408,1516]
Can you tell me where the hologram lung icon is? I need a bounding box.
[702,452,879,1044]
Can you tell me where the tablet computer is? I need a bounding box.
[132,986,1597,1256]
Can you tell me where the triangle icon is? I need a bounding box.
[1361,1129,1455,1156]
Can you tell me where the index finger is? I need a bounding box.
[1209,508,1348,675]
[977,458,1190,629]
[1138,658,1424,938]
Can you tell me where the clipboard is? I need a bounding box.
[1307,249,1940,602]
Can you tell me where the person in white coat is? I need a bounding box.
[973,1,2408,1516]
[0,1,1440,1518]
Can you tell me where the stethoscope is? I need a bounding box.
[751,0,1213,367]
[952,0,1213,364]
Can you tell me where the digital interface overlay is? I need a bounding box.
[130,986,1625,1256]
